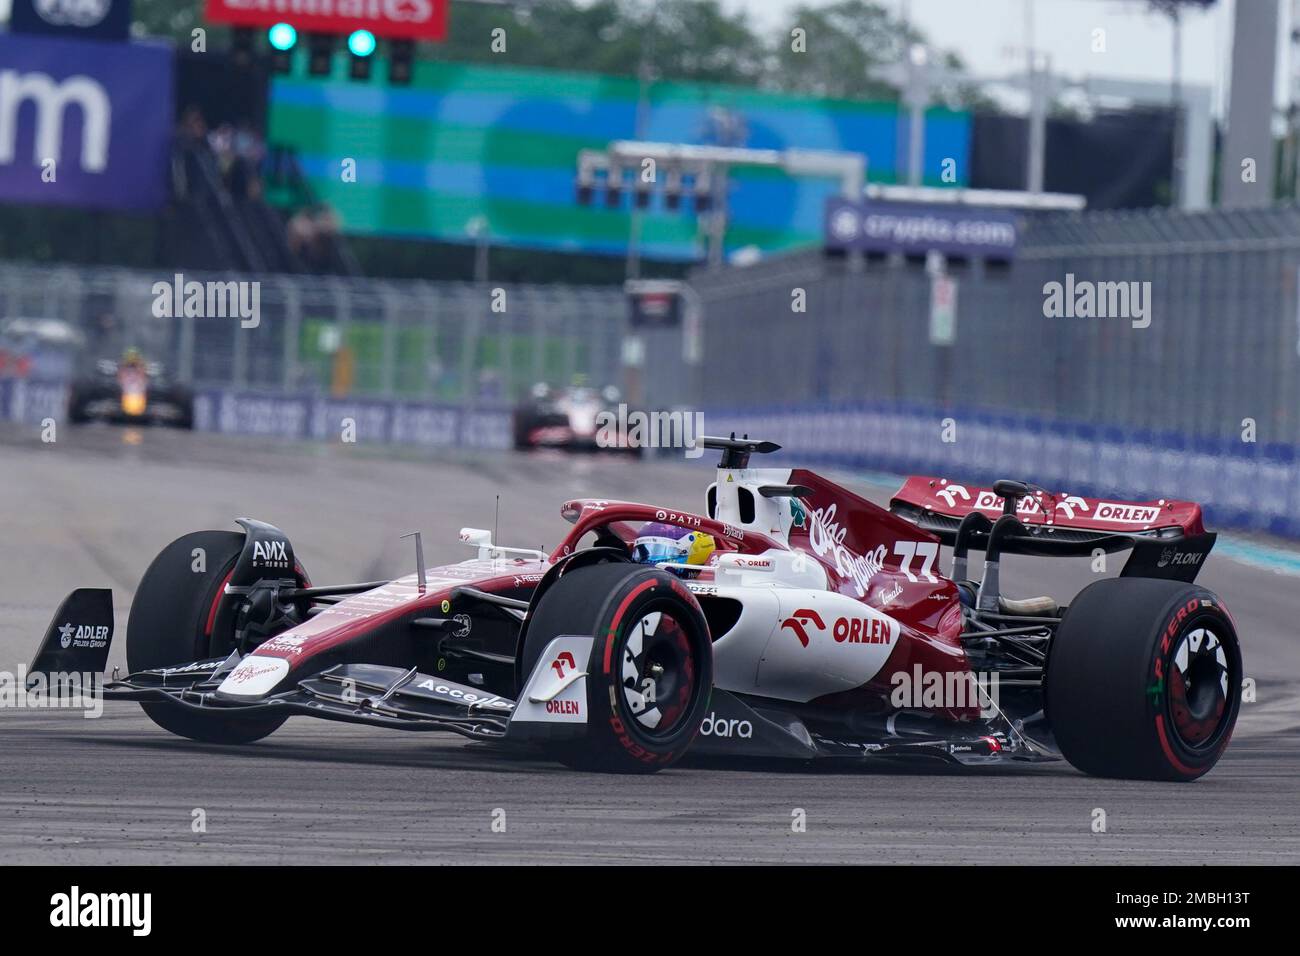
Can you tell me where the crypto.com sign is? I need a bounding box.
[0,35,173,211]
[204,0,449,41]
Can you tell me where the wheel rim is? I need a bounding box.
[619,607,699,738]
[1167,625,1231,749]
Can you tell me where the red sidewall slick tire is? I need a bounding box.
[1046,577,1242,781]
[127,530,289,745]
[520,563,713,773]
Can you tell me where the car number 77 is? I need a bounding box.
[892,541,940,583]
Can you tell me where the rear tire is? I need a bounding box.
[1046,577,1242,781]
[520,563,713,773]
[126,530,288,744]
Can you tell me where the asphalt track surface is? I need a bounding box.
[0,424,1297,864]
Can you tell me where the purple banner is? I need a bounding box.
[825,198,1019,259]
[0,34,173,211]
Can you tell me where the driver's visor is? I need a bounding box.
[631,537,684,565]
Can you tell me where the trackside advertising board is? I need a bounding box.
[0,35,174,211]
[204,0,449,40]
[825,197,1019,259]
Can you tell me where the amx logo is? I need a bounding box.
[780,608,825,647]
[251,540,289,565]
[0,69,110,172]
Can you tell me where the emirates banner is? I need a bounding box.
[203,0,449,40]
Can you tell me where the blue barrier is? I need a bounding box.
[193,389,513,450]
[0,378,68,427]
[704,402,1300,539]
[0,382,512,452]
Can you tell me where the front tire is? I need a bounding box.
[1046,577,1242,781]
[520,563,713,773]
[126,530,289,744]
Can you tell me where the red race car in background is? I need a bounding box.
[30,436,1241,779]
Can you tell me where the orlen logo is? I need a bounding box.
[1094,503,1160,524]
[833,616,893,645]
[700,712,752,738]
[546,699,580,716]
[780,608,825,647]
[550,651,577,678]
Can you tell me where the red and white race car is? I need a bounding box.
[30,436,1241,779]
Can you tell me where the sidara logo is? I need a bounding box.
[780,607,825,647]
[700,712,752,738]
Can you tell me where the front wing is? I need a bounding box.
[101,658,1054,766]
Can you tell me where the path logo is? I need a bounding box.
[780,608,825,647]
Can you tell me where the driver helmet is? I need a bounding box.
[631,522,716,568]
[121,347,144,368]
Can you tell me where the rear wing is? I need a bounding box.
[889,477,1214,582]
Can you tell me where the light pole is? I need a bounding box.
[466,215,490,285]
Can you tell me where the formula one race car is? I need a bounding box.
[29,437,1242,779]
[67,348,194,428]
[512,382,623,451]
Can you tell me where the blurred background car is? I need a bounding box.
[67,348,194,429]
[512,382,622,451]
